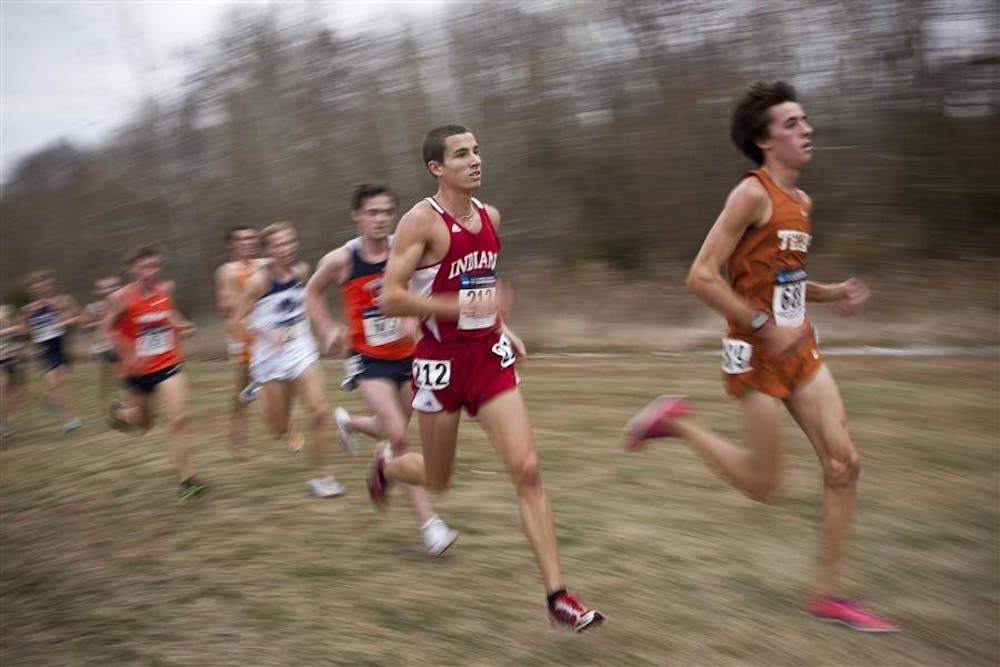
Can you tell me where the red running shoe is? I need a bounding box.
[804,596,901,633]
[366,442,391,510]
[623,395,693,452]
[548,591,605,633]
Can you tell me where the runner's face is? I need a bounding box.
[130,255,162,283]
[433,133,482,191]
[760,102,813,168]
[265,229,298,267]
[29,278,55,299]
[229,230,259,261]
[352,194,396,241]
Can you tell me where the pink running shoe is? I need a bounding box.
[804,596,901,633]
[366,443,391,510]
[548,592,605,633]
[623,395,693,452]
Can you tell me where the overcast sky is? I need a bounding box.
[0,1,447,179]
[2,1,993,182]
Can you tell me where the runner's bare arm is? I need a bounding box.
[98,290,127,351]
[686,178,770,326]
[688,179,809,356]
[60,295,83,328]
[809,277,870,315]
[305,246,349,354]
[229,271,268,341]
[380,207,461,320]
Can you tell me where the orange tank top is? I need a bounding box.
[340,238,415,360]
[726,168,813,338]
[117,282,183,376]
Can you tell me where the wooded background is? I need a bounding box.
[2,1,996,314]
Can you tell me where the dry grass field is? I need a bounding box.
[1,351,997,666]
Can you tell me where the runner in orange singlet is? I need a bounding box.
[215,226,271,456]
[103,243,207,501]
[306,183,457,555]
[623,82,898,632]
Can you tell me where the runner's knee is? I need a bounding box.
[510,452,541,490]
[823,448,860,488]
[168,410,188,433]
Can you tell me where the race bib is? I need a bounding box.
[722,337,754,374]
[412,358,451,389]
[362,308,404,346]
[772,268,807,327]
[458,272,498,330]
[32,323,65,343]
[137,326,174,357]
[492,333,517,368]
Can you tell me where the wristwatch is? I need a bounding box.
[748,311,770,332]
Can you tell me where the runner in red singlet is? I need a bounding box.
[102,244,207,501]
[307,183,457,555]
[623,82,898,632]
[368,125,603,632]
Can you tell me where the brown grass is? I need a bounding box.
[2,353,998,666]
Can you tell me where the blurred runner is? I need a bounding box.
[20,270,82,432]
[102,244,208,501]
[82,275,123,410]
[623,81,898,633]
[231,222,343,498]
[307,182,457,555]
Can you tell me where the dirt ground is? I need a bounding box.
[1,351,997,666]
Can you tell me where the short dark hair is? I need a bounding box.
[730,81,798,166]
[127,243,161,266]
[421,124,468,168]
[226,225,256,243]
[351,183,397,211]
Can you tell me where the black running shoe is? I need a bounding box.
[179,476,209,502]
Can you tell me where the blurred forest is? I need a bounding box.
[1,0,997,315]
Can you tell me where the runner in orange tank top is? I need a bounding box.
[215,226,272,456]
[102,243,207,501]
[306,183,457,555]
[623,82,898,632]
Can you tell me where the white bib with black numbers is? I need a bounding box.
[137,326,174,357]
[412,358,451,389]
[362,308,404,346]
[772,267,807,328]
[722,337,754,375]
[458,271,497,330]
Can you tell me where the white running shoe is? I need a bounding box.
[334,407,357,455]
[307,475,345,498]
[238,381,261,406]
[422,516,458,557]
[62,418,82,433]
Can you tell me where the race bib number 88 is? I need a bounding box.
[412,359,451,389]
[772,268,807,328]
